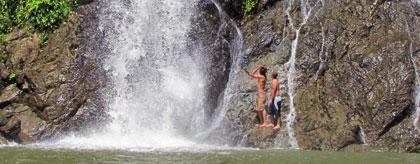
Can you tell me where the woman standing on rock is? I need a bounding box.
[249,65,268,128]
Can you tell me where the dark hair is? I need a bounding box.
[259,67,268,77]
[272,72,278,79]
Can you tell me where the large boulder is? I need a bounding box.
[0,1,105,143]
[13,105,46,143]
[0,85,21,107]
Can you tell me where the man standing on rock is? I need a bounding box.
[268,71,281,130]
[249,65,268,128]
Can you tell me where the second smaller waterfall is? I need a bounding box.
[284,0,321,149]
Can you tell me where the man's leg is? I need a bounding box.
[260,108,267,128]
[267,103,275,128]
[256,97,263,126]
[272,115,276,126]
[273,112,281,130]
[273,100,281,130]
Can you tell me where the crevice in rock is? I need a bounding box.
[64,100,84,122]
[0,120,21,143]
[32,107,49,121]
[0,101,11,109]
[377,105,412,138]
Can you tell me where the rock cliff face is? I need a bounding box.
[0,1,104,143]
[0,0,419,153]
[219,0,420,152]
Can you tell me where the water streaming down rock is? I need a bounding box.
[406,13,420,133]
[284,0,319,149]
[359,127,368,145]
[193,0,246,145]
[285,30,300,149]
[214,2,244,128]
[315,26,326,79]
[39,0,249,150]
[50,0,219,150]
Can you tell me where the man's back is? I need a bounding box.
[271,79,279,97]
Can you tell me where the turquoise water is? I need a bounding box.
[0,147,419,164]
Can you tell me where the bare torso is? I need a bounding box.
[257,78,266,97]
[272,79,280,97]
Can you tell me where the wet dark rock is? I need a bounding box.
[0,134,7,145]
[217,0,243,19]
[191,0,238,123]
[78,0,94,5]
[0,0,417,153]
[221,0,420,152]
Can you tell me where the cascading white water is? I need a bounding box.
[405,15,420,133]
[285,0,319,149]
[193,0,246,145]
[31,0,249,151]
[359,127,368,145]
[207,0,244,131]
[410,42,420,133]
[43,0,223,151]
[315,26,326,79]
[285,30,300,149]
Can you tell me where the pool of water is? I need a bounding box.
[0,147,419,164]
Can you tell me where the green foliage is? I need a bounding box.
[244,0,257,17]
[0,34,6,42]
[69,0,78,9]
[17,0,70,31]
[8,72,16,83]
[0,0,74,70]
[0,0,13,34]
[39,32,48,48]
[0,33,7,64]
[1,0,72,33]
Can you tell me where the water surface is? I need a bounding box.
[0,147,419,164]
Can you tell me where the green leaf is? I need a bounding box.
[8,72,16,82]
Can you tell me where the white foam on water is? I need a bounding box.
[0,142,19,148]
[25,133,250,153]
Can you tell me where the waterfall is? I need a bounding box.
[315,26,326,79]
[406,14,420,133]
[30,0,248,150]
[359,127,368,145]
[194,0,246,144]
[284,0,319,149]
[410,36,420,133]
[101,0,205,148]
[46,0,221,150]
[209,0,244,129]
[285,29,300,149]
